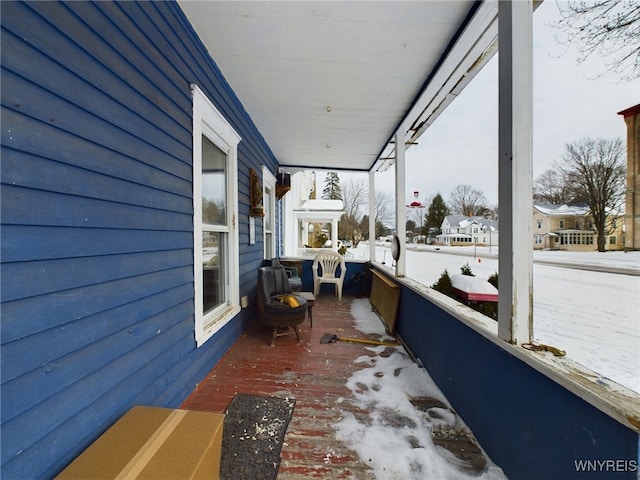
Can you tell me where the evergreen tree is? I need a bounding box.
[322,172,343,200]
[425,193,450,235]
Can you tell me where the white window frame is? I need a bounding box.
[262,166,277,259]
[192,84,241,347]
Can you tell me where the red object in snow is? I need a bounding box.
[451,274,498,303]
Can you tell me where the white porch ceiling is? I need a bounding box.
[179,1,498,173]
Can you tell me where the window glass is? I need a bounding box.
[202,137,227,226]
[202,231,226,314]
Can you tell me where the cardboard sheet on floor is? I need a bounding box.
[55,406,224,480]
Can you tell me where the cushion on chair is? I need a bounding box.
[274,294,300,308]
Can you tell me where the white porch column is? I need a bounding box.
[302,221,308,248]
[395,131,406,277]
[369,170,376,262]
[498,0,533,344]
[331,219,339,251]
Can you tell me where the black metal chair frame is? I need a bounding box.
[257,266,308,346]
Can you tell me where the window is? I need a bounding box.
[575,220,580,229]
[559,220,564,229]
[192,85,241,346]
[537,220,542,229]
[262,167,276,259]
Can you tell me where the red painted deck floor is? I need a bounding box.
[182,294,382,479]
[181,294,495,479]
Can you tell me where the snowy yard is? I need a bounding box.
[350,243,640,394]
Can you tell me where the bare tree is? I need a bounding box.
[552,0,640,81]
[338,179,372,247]
[338,180,395,246]
[560,137,626,251]
[341,179,368,218]
[534,168,575,204]
[449,185,488,216]
[374,191,394,228]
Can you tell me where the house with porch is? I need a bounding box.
[618,104,640,250]
[282,171,346,257]
[437,215,499,247]
[2,1,638,479]
[533,203,624,251]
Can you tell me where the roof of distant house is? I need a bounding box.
[617,103,640,118]
[534,204,590,216]
[294,199,344,212]
[444,215,498,230]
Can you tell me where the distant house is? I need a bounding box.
[618,104,640,250]
[437,216,499,247]
[283,171,345,257]
[533,204,624,251]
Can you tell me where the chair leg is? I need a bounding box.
[293,325,301,342]
[270,327,277,346]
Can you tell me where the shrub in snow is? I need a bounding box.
[431,269,454,298]
[460,263,475,276]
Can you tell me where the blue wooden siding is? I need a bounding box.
[1,1,277,478]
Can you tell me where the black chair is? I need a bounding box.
[257,266,308,346]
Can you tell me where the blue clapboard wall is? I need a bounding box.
[1,1,278,478]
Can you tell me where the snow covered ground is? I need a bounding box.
[334,299,507,480]
[349,243,640,393]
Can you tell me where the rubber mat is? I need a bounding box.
[220,393,296,480]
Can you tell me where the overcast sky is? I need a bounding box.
[344,0,638,207]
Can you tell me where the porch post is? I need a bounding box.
[395,131,406,277]
[498,0,533,344]
[331,218,339,251]
[369,170,376,262]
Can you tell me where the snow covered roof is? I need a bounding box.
[534,204,590,216]
[451,274,499,302]
[294,199,344,212]
[444,216,498,230]
[292,199,345,221]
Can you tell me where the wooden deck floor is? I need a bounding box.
[181,294,494,479]
[182,294,378,479]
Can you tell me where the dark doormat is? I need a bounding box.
[220,393,296,480]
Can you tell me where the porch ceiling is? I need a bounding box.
[179,1,497,173]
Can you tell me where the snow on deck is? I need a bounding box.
[333,299,507,480]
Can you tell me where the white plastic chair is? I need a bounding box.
[312,250,346,301]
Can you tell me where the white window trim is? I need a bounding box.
[262,166,276,259]
[192,84,241,347]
